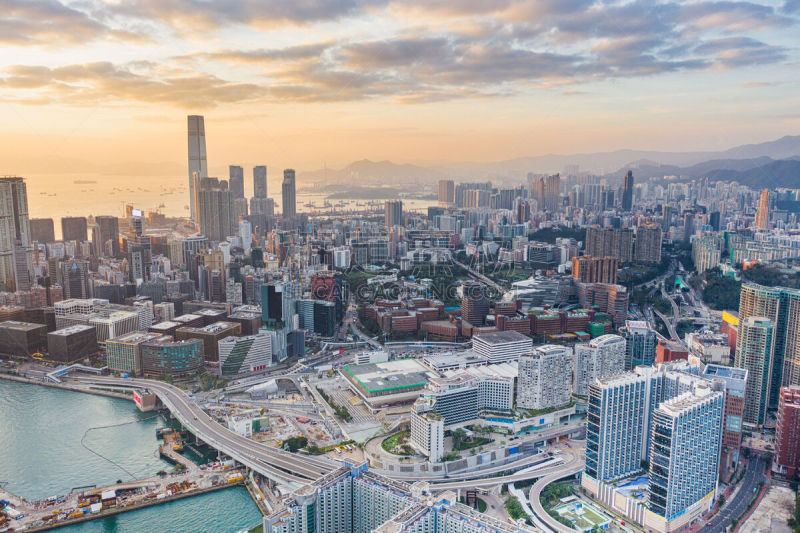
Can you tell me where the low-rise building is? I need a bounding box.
[106,331,163,375]
[0,320,47,357]
[218,331,273,376]
[176,321,241,362]
[47,324,97,363]
[471,330,532,363]
[140,336,204,378]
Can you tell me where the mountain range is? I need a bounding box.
[300,135,800,187]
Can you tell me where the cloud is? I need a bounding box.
[0,0,144,45]
[695,37,788,67]
[0,62,268,108]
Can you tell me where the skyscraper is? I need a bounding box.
[736,283,800,414]
[621,170,634,211]
[281,169,296,219]
[571,256,618,284]
[735,316,775,426]
[648,385,723,522]
[531,173,561,212]
[61,216,88,243]
[754,188,769,230]
[0,177,31,291]
[30,218,55,243]
[384,200,403,228]
[229,165,244,198]
[634,223,662,263]
[460,281,489,326]
[573,334,626,396]
[253,165,267,198]
[437,179,454,206]
[775,386,800,478]
[197,178,234,242]
[187,115,208,222]
[61,259,90,299]
[93,215,120,257]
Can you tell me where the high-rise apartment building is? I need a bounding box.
[197,177,234,242]
[30,218,54,243]
[281,169,296,219]
[634,223,662,263]
[92,215,120,257]
[736,283,800,415]
[187,115,208,221]
[692,234,721,273]
[0,177,31,291]
[531,173,560,212]
[437,179,454,206]
[384,200,403,228]
[754,188,769,230]
[253,165,267,198]
[585,226,634,263]
[572,256,618,284]
[573,334,626,396]
[229,165,244,198]
[621,170,634,211]
[517,344,572,410]
[703,364,747,479]
[775,386,800,478]
[735,316,775,426]
[61,216,87,243]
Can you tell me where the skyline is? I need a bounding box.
[2,0,800,176]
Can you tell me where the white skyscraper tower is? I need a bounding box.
[187,115,208,222]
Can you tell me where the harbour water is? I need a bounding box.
[0,379,262,532]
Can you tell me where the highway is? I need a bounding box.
[704,454,766,532]
[528,459,585,533]
[452,258,507,296]
[427,450,583,491]
[74,375,338,485]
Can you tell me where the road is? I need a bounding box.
[74,375,339,485]
[528,460,585,533]
[703,454,766,532]
[428,450,583,491]
[452,258,507,296]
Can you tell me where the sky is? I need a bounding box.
[1,0,799,178]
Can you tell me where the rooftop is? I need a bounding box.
[49,324,95,336]
[107,331,162,344]
[344,359,434,393]
[703,364,748,382]
[472,330,531,345]
[0,320,45,331]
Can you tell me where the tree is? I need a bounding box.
[452,428,467,450]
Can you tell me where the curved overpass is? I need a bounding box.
[528,459,585,533]
[75,375,338,485]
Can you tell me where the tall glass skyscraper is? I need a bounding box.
[282,169,296,219]
[187,115,208,221]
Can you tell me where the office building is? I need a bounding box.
[620,320,658,369]
[253,165,267,198]
[775,386,800,478]
[197,177,234,242]
[229,165,244,198]
[572,256,618,284]
[281,169,296,219]
[517,344,572,410]
[634,223,662,263]
[621,170,634,211]
[55,299,140,346]
[61,260,90,299]
[472,330,532,364]
[0,320,46,356]
[384,200,403,228]
[140,336,204,378]
[92,215,120,257]
[583,362,725,532]
[648,385,723,524]
[735,316,775,426]
[128,243,151,283]
[187,115,208,221]
[437,179,454,206]
[754,188,769,230]
[61,216,88,244]
[106,331,163,375]
[218,331,273,376]
[30,218,55,243]
[46,324,97,363]
[176,321,241,362]
[460,281,489,326]
[573,334,626,396]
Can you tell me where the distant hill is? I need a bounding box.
[705,159,800,188]
[299,135,800,184]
